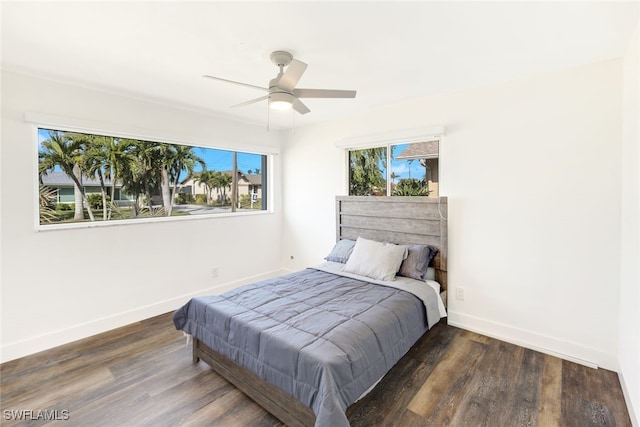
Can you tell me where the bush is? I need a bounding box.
[239,194,261,209]
[194,194,207,205]
[57,203,73,211]
[392,179,431,196]
[87,193,111,209]
[174,193,194,205]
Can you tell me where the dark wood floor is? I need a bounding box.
[0,313,631,427]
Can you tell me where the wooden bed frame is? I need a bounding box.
[192,196,448,427]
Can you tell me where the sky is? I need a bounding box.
[38,128,431,180]
[38,128,263,175]
[196,147,262,174]
[390,143,432,181]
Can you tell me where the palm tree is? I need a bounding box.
[103,137,134,220]
[38,185,59,223]
[210,172,222,204]
[157,143,175,212]
[349,147,387,196]
[193,170,216,204]
[157,144,206,215]
[163,144,206,215]
[80,134,109,220]
[81,135,138,221]
[120,140,161,213]
[390,172,400,193]
[216,172,233,205]
[39,131,95,221]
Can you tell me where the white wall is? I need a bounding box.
[620,19,640,427]
[282,59,624,370]
[0,70,285,362]
[0,51,635,419]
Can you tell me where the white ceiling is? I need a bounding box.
[2,1,638,129]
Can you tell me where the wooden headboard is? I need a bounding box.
[335,196,448,291]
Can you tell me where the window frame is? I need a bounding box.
[28,113,277,231]
[341,127,444,197]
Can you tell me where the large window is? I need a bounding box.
[37,128,268,227]
[348,140,439,197]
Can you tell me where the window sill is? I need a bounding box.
[36,209,273,231]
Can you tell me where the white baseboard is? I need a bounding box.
[0,269,287,364]
[447,310,618,370]
[618,370,639,427]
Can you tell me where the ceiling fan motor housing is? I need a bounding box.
[270,50,293,67]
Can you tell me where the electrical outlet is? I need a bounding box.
[211,267,218,278]
[456,287,465,300]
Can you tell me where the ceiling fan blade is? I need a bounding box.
[231,95,269,108]
[277,59,308,91]
[203,75,268,92]
[292,98,310,115]
[294,88,357,98]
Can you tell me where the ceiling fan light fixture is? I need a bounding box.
[269,92,294,111]
[204,51,356,118]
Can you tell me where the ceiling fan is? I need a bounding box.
[203,50,357,115]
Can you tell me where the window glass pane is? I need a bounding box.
[38,128,268,226]
[390,140,439,197]
[348,147,387,196]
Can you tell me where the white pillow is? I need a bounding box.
[343,237,407,281]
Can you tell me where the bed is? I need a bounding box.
[173,196,448,427]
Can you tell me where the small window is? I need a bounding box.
[37,128,268,226]
[348,140,439,197]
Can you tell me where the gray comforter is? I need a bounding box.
[173,268,437,427]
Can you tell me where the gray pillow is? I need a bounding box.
[324,239,356,263]
[398,245,438,280]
